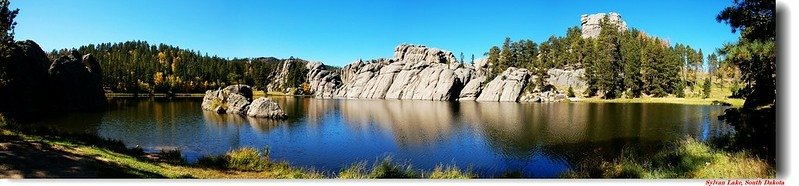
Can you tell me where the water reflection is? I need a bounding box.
[26,97,732,178]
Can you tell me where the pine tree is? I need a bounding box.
[486,46,501,78]
[459,52,464,64]
[499,37,513,72]
[703,77,711,99]
[470,54,474,64]
[594,16,624,98]
[0,0,19,86]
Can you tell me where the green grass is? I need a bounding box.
[0,127,322,178]
[575,97,744,107]
[564,138,775,178]
[338,157,476,179]
[429,165,475,179]
[197,147,270,171]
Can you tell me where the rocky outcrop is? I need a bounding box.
[306,45,588,103]
[458,76,486,101]
[581,12,628,39]
[329,44,471,101]
[475,67,530,102]
[48,51,108,111]
[1,41,108,113]
[246,97,288,118]
[266,59,307,94]
[306,62,342,98]
[202,85,287,119]
[0,40,53,112]
[546,68,587,97]
[201,84,253,114]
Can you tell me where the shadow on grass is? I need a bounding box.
[0,132,165,178]
[562,138,775,178]
[0,124,172,178]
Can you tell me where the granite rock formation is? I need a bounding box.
[202,84,286,118]
[266,59,307,94]
[327,44,472,101]
[305,62,342,98]
[246,97,288,118]
[581,12,628,39]
[546,68,587,97]
[305,44,590,103]
[475,67,530,102]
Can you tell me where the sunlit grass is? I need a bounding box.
[576,97,744,107]
[429,164,475,179]
[564,138,775,178]
[338,157,475,179]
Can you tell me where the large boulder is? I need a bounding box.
[48,51,107,111]
[1,41,109,113]
[201,85,253,114]
[458,76,486,101]
[246,97,288,119]
[0,40,53,112]
[475,67,530,102]
[202,85,287,119]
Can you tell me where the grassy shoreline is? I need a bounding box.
[563,138,775,178]
[573,97,745,107]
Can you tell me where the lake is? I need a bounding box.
[28,97,734,178]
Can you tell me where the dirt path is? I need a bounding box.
[0,135,99,178]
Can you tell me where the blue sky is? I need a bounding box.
[12,0,738,67]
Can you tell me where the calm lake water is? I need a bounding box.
[29,97,734,178]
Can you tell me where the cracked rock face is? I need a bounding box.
[307,44,587,103]
[306,62,342,99]
[581,12,628,39]
[475,67,531,102]
[546,68,587,96]
[326,44,472,101]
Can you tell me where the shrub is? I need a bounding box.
[226,147,268,171]
[196,147,270,171]
[368,157,419,178]
[703,77,712,98]
[338,156,475,179]
[338,157,420,178]
[338,161,370,179]
[566,138,775,178]
[567,86,576,98]
[429,165,475,179]
[157,149,186,165]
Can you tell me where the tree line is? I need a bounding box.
[48,41,309,94]
[484,17,726,99]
